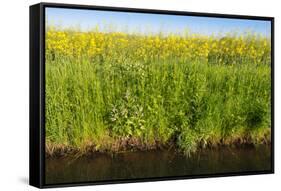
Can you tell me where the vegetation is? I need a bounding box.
[45,27,271,156]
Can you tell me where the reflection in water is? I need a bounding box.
[46,146,271,184]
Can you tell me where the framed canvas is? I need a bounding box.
[29,2,274,188]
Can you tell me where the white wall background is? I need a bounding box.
[0,0,279,190]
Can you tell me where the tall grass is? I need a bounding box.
[45,28,271,156]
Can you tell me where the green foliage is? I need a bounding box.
[108,90,146,137]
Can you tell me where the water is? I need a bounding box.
[45,146,271,185]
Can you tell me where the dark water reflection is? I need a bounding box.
[45,146,271,184]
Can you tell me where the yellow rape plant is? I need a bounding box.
[46,26,270,66]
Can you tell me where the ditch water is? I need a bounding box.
[45,145,271,185]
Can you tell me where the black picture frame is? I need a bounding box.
[30,2,274,188]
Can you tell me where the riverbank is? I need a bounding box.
[46,59,271,157]
[46,129,271,157]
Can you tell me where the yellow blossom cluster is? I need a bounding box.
[46,28,271,65]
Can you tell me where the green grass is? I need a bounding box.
[46,55,271,156]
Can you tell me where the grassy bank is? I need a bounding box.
[46,28,271,156]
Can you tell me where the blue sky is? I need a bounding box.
[46,7,271,37]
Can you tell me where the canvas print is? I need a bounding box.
[45,7,272,185]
